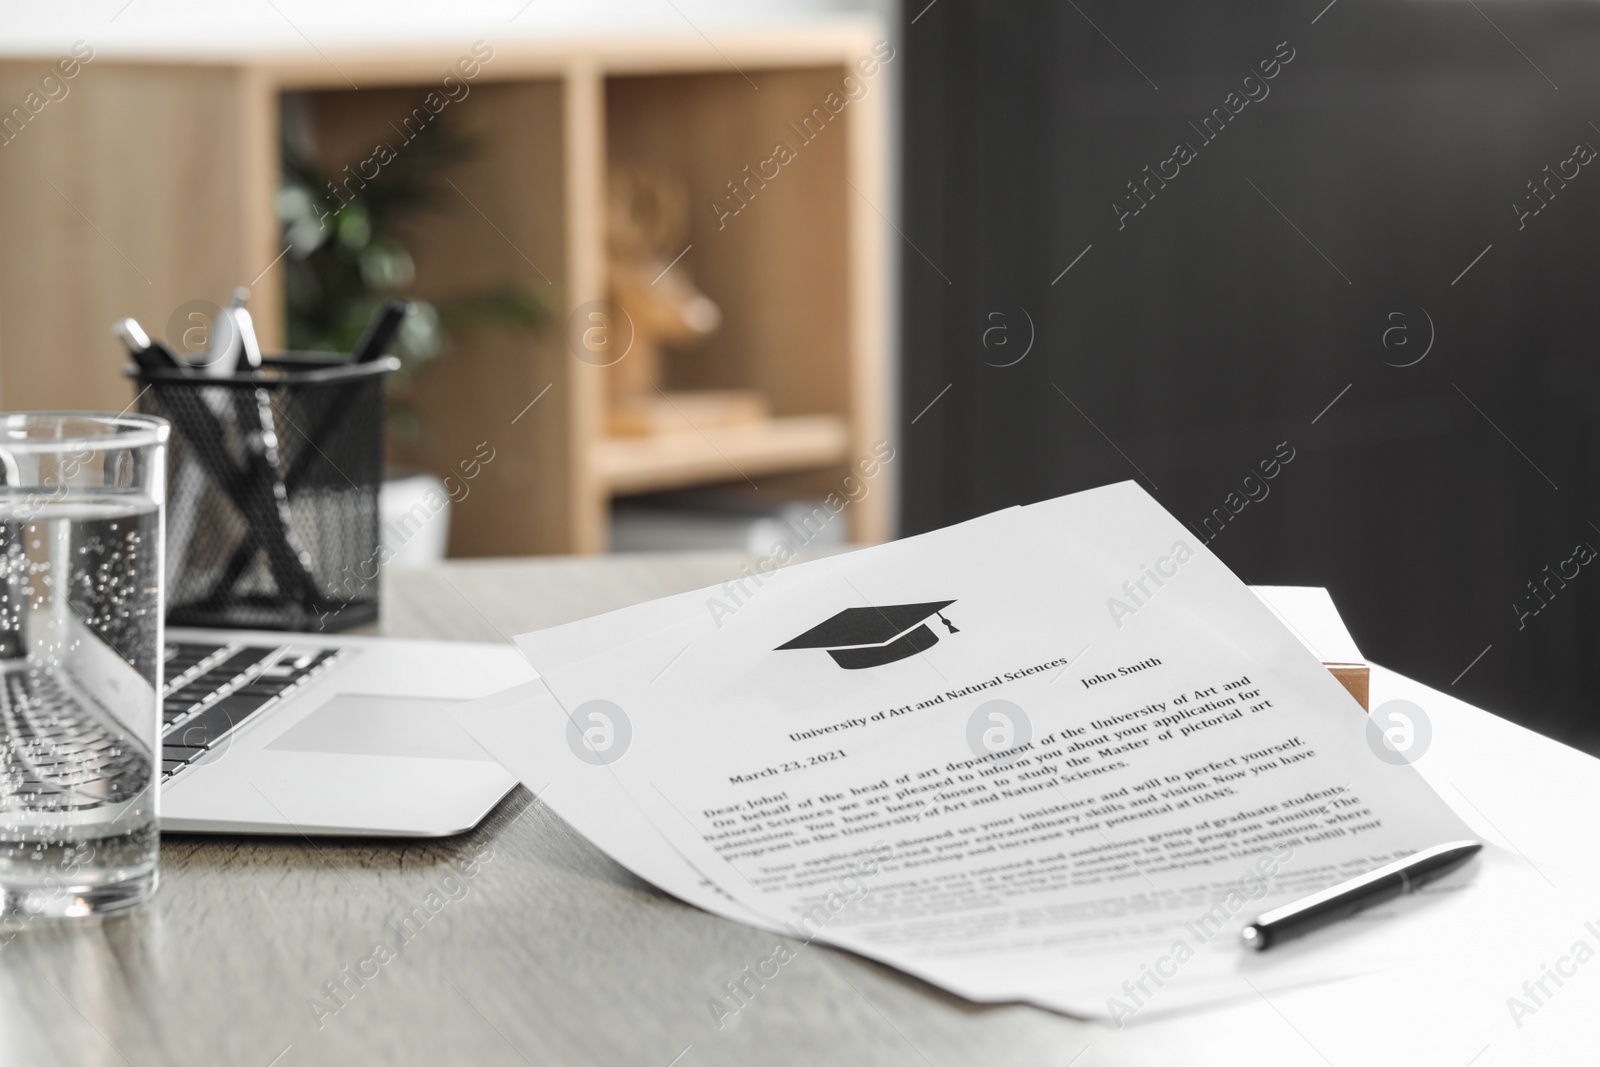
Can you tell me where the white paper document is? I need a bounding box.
[460,482,1510,1020]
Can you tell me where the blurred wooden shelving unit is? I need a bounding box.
[0,22,891,554]
[594,414,850,496]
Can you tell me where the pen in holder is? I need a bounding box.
[128,353,399,631]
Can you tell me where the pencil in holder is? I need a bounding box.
[129,353,399,631]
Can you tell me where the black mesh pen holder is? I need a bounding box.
[129,353,400,632]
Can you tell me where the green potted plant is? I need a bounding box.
[276,103,547,562]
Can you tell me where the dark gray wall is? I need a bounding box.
[900,0,1600,751]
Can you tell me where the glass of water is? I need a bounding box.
[0,413,167,919]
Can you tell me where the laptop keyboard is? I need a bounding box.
[161,642,343,780]
[0,668,151,812]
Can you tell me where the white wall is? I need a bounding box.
[0,0,892,55]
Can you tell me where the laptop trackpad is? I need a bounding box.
[265,694,493,761]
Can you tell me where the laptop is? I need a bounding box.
[158,628,532,836]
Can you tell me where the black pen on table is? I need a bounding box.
[1241,840,1483,951]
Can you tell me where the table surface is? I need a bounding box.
[5,554,1596,1067]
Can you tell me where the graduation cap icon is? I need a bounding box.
[775,601,959,670]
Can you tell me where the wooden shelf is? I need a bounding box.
[0,24,890,554]
[593,414,849,495]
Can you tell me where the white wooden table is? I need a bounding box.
[2,554,1592,1066]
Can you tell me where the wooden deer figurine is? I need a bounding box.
[605,168,764,436]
